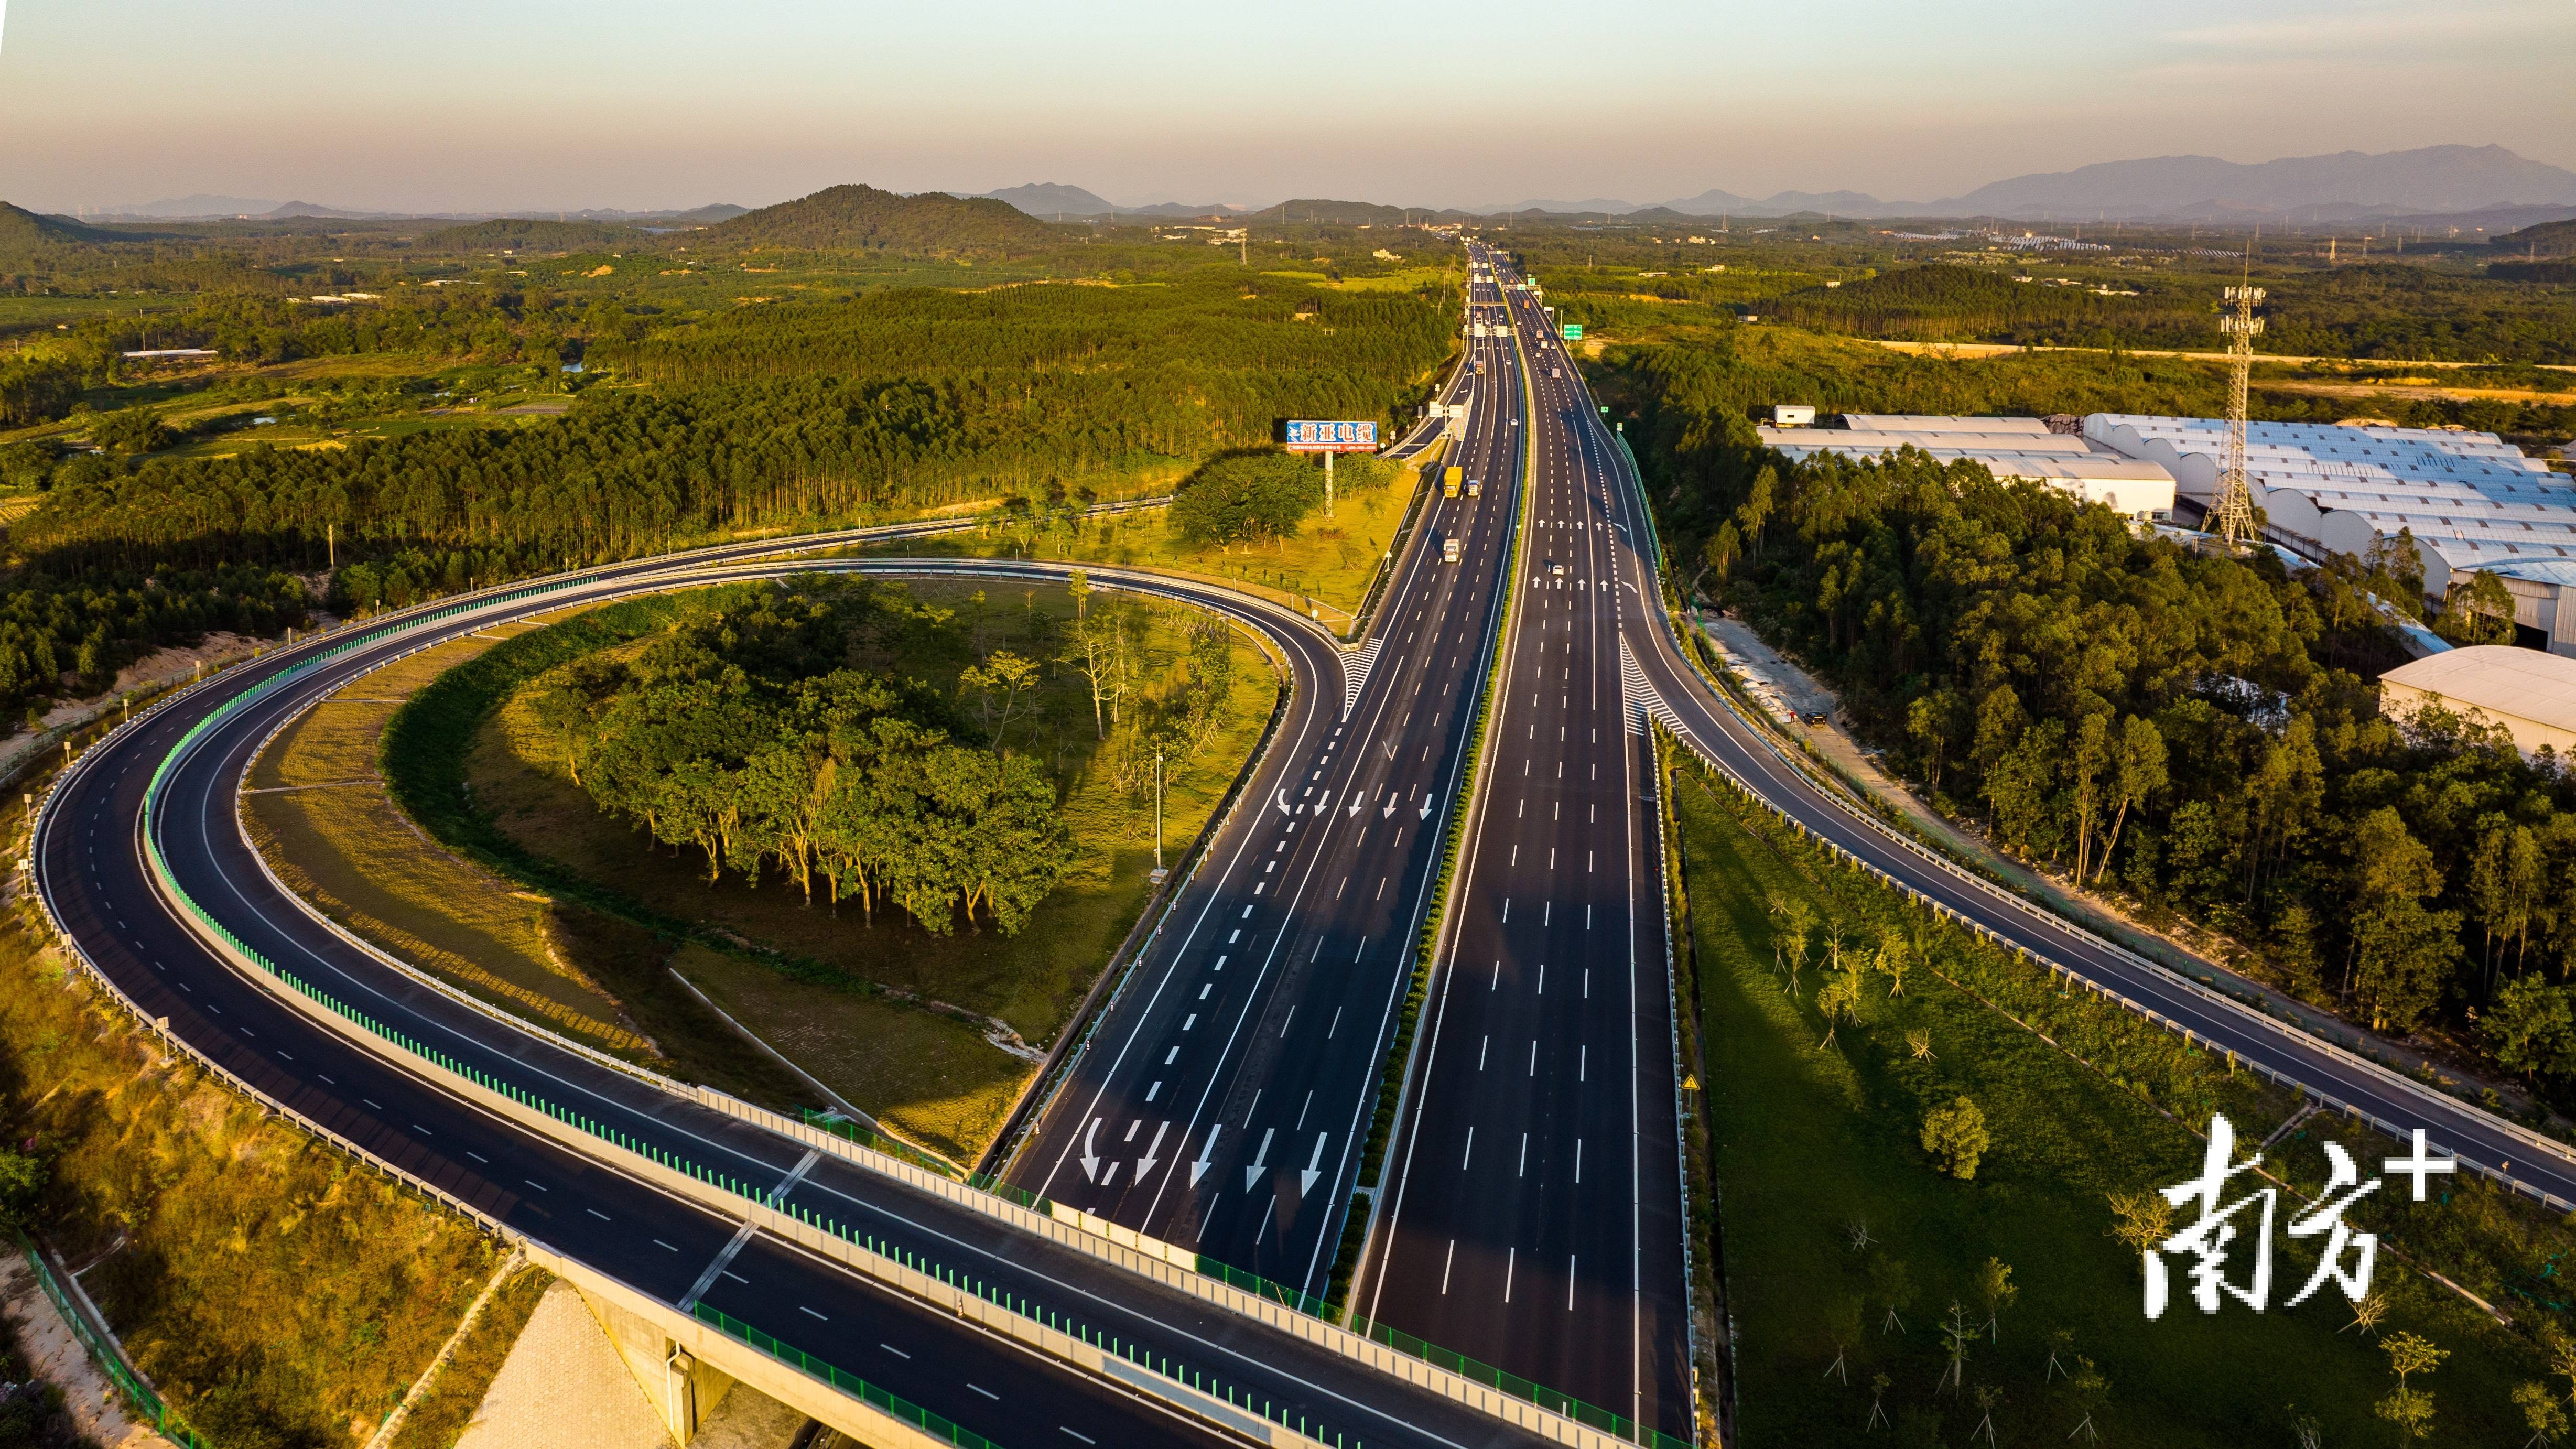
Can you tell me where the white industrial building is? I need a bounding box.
[2380,645,2576,758]
[2084,415,2576,604]
[1755,413,2178,522]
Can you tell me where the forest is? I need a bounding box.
[0,224,1455,725]
[1606,330,2576,1104]
[518,574,1243,936]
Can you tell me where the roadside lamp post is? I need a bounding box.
[1149,751,1167,885]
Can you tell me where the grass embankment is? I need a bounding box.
[875,462,1426,629]
[384,1263,553,1449]
[1673,762,2558,1446]
[377,579,1277,1161]
[244,624,647,1053]
[0,920,491,1448]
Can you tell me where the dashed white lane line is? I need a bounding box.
[800,1305,829,1321]
[880,1343,911,1359]
[655,1239,679,1252]
[523,1178,547,1193]
[968,1383,1000,1400]
[587,1208,612,1222]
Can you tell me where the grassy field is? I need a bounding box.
[1672,762,2552,1447]
[241,602,934,1131]
[468,579,1280,1044]
[880,459,1431,629]
[0,918,492,1448]
[243,626,650,1053]
[670,945,1026,1164]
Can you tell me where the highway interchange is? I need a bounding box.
[33,236,2576,1449]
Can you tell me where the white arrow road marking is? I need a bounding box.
[1301,1134,1328,1196]
[1245,1127,1276,1191]
[1080,1118,1103,1182]
[1346,794,1364,817]
[1137,1121,1170,1180]
[1313,791,1330,813]
[1190,1125,1220,1186]
[1275,788,1292,816]
[1382,795,1398,818]
[1418,793,1435,821]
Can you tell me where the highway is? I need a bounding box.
[1351,241,2576,1448]
[36,228,2576,1449]
[999,267,1528,1302]
[1356,246,1692,1441]
[35,537,1564,1449]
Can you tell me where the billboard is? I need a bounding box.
[1283,420,1378,452]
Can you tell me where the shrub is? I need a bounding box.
[1168,449,1323,546]
[1921,1094,1989,1180]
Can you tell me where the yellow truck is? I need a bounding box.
[1443,466,1462,499]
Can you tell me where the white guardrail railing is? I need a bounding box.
[33,548,1640,1447]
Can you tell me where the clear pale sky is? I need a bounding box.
[3,0,2570,214]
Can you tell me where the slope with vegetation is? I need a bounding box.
[1674,758,2562,1447]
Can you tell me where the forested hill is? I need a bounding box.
[414,218,642,252]
[706,184,1060,254]
[2496,217,2576,257]
[0,201,127,254]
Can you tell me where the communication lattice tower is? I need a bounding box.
[2211,284,2266,549]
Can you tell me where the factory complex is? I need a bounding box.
[1760,409,2576,654]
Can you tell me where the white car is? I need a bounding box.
[1549,560,1565,577]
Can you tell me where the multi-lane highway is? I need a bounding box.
[34,535,1573,1449]
[1001,266,1525,1299]
[39,229,2576,1449]
[1355,247,1692,1440]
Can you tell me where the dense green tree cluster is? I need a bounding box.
[1620,334,2576,1096]
[0,354,80,426]
[0,564,308,719]
[14,280,1451,572]
[528,577,1075,934]
[597,275,1453,445]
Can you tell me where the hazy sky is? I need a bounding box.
[4,0,2571,214]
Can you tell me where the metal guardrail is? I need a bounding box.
[12,1229,209,1448]
[693,1303,999,1449]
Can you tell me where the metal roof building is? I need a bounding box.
[2380,645,2576,758]
[2085,415,2576,600]
[1756,415,2178,521]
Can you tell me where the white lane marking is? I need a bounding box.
[800,1305,828,1321]
[523,1179,547,1192]
[588,1208,612,1221]
[881,1343,912,1359]
[969,1383,1000,1400]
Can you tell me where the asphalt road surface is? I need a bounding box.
[1358,246,1692,1440]
[1001,271,1529,1303]
[37,539,1557,1449]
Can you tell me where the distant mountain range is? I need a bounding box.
[1475,146,2576,223]
[980,183,1247,220]
[81,197,749,225]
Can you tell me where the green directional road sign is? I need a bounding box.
[1562,323,1583,340]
